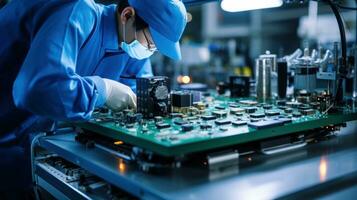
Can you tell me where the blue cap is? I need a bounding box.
[128,0,187,60]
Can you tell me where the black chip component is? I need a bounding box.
[212,111,227,118]
[265,110,280,116]
[285,108,293,114]
[244,107,258,114]
[154,116,163,122]
[201,115,216,121]
[126,113,137,124]
[215,105,225,110]
[173,119,189,126]
[232,121,248,126]
[230,108,245,115]
[182,124,194,132]
[171,91,193,108]
[219,126,228,131]
[156,122,171,129]
[263,104,273,110]
[248,120,284,129]
[276,100,286,106]
[235,112,243,116]
[228,103,239,108]
[229,76,250,97]
[250,118,261,122]
[250,113,265,118]
[293,112,302,117]
[215,119,231,125]
[126,123,134,128]
[200,124,213,129]
[301,109,315,115]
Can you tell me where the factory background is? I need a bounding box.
[90,0,357,92]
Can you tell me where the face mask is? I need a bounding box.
[121,22,154,60]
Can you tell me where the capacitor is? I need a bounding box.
[277,61,287,99]
[259,50,277,72]
[256,58,272,102]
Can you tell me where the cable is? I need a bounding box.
[323,0,347,106]
[336,5,357,10]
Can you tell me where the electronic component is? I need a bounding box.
[212,111,227,118]
[173,119,189,126]
[171,91,193,108]
[200,124,213,129]
[156,122,171,129]
[277,61,288,99]
[232,120,248,126]
[154,116,163,122]
[248,119,284,129]
[230,108,245,115]
[292,112,302,117]
[126,113,137,124]
[229,76,250,97]
[301,109,315,115]
[137,76,170,118]
[215,119,231,125]
[250,113,265,118]
[239,100,258,106]
[276,100,286,106]
[263,104,273,110]
[285,108,293,114]
[265,110,280,116]
[201,115,216,121]
[244,107,258,114]
[256,57,272,102]
[182,124,194,132]
[228,103,239,108]
[215,105,225,110]
[286,102,302,108]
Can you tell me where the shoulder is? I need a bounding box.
[70,0,99,22]
[66,0,101,36]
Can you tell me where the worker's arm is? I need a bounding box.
[119,58,153,93]
[13,1,106,121]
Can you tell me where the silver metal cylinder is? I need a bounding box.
[256,58,272,102]
[259,50,277,72]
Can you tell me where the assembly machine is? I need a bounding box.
[32,0,357,199]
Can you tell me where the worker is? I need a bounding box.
[0,0,187,198]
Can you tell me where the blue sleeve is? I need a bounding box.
[119,58,153,93]
[12,1,107,121]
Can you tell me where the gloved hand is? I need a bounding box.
[103,78,137,111]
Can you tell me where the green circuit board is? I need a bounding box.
[75,95,357,156]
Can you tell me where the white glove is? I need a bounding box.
[103,78,137,111]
